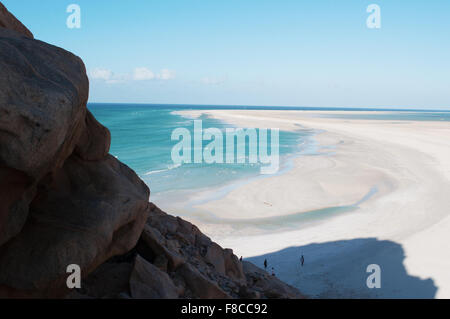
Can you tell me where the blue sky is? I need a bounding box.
[3,0,450,109]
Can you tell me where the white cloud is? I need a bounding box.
[89,67,176,84]
[133,67,155,81]
[89,68,113,81]
[157,69,176,80]
[89,68,127,84]
[133,68,175,81]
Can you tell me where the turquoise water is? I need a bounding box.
[89,103,311,195]
[313,112,450,121]
[89,104,450,198]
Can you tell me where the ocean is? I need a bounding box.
[88,104,313,195]
[89,103,450,213]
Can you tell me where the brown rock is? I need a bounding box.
[0,17,89,247]
[205,243,226,275]
[242,261,303,299]
[140,224,185,271]
[223,249,246,284]
[0,166,33,246]
[176,263,231,299]
[0,155,150,297]
[74,110,111,161]
[0,2,33,38]
[0,27,88,180]
[130,255,179,299]
[78,261,133,298]
[136,204,303,299]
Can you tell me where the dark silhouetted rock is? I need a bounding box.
[0,15,90,247]
[176,262,231,299]
[75,204,304,299]
[74,110,111,161]
[0,3,150,298]
[130,255,179,299]
[0,28,88,180]
[0,155,150,297]
[0,2,33,38]
[242,261,303,299]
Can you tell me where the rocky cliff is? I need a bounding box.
[0,3,302,299]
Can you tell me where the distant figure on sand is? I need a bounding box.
[264,259,267,270]
[301,254,305,267]
[271,267,275,276]
[240,256,242,262]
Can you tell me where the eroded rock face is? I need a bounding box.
[0,7,91,246]
[0,28,88,180]
[0,155,150,297]
[72,204,303,299]
[0,3,150,297]
[0,166,33,246]
[130,255,179,299]
[241,261,302,299]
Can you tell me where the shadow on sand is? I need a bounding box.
[246,238,437,298]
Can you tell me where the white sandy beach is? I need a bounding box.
[166,110,450,298]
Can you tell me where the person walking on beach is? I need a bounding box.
[264,259,267,270]
[301,254,305,267]
[271,267,275,276]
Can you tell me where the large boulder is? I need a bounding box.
[0,166,33,246]
[0,155,150,297]
[0,27,88,180]
[0,3,150,297]
[0,9,90,245]
[130,255,179,299]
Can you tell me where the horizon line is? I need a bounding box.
[87,102,450,112]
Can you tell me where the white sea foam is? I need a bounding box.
[144,163,181,176]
